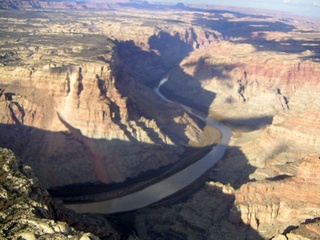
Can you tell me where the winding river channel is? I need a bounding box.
[65,78,232,214]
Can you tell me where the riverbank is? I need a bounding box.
[64,78,231,214]
[51,145,214,202]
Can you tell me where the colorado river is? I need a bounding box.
[65,78,231,214]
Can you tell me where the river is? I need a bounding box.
[65,78,231,214]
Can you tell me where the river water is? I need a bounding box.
[65,78,231,214]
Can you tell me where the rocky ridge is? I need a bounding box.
[0,147,119,239]
[0,0,126,10]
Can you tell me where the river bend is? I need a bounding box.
[65,78,231,214]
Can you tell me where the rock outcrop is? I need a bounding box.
[0,147,119,239]
[234,155,320,239]
[133,154,320,240]
[134,181,262,240]
[273,218,320,240]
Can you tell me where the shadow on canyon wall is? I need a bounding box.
[222,116,273,131]
[112,30,274,132]
[113,31,217,116]
[0,121,262,239]
[210,146,257,189]
[110,153,262,240]
[0,119,256,198]
[0,122,188,193]
[193,13,320,61]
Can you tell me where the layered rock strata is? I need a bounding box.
[0,2,320,239]
[134,154,320,240]
[0,8,219,190]
[234,155,320,239]
[0,61,217,188]
[273,218,320,240]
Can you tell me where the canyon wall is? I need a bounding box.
[0,3,320,239]
[0,60,218,188]
[104,5,320,239]
[0,8,219,189]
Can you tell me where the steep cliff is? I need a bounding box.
[133,154,320,240]
[235,155,320,239]
[0,8,219,191]
[119,5,320,240]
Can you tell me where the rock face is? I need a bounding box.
[0,147,119,239]
[273,218,320,240]
[134,182,262,240]
[133,154,320,240]
[0,2,320,240]
[0,8,219,189]
[109,4,320,240]
[235,155,320,239]
[0,61,216,188]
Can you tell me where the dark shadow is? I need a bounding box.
[8,101,26,125]
[158,70,216,115]
[197,19,295,39]
[0,122,211,201]
[113,32,216,117]
[113,29,194,88]
[110,150,264,239]
[278,217,320,239]
[242,38,320,60]
[109,100,138,142]
[209,146,257,189]
[0,118,263,239]
[112,40,166,87]
[148,31,193,68]
[267,174,292,181]
[4,92,16,101]
[193,12,320,61]
[283,225,299,235]
[221,115,273,131]
[182,59,243,81]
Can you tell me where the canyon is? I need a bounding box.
[0,1,320,239]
